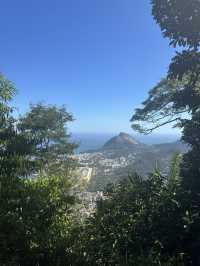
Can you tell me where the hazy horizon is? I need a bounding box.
[71,131,181,153]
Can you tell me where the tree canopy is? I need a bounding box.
[132,0,200,132]
[18,103,77,174]
[131,78,190,133]
[152,0,200,48]
[0,74,79,265]
[130,2,200,264]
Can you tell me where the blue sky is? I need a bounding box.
[0,0,178,134]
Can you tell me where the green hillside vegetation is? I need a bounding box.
[86,133,188,192]
[1,0,200,265]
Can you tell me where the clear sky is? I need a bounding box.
[0,0,178,134]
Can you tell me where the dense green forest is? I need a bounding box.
[1,0,200,265]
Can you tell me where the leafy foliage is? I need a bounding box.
[79,171,188,266]
[0,73,15,118]
[130,1,200,265]
[152,0,200,48]
[0,74,79,265]
[0,74,35,179]
[0,174,77,266]
[131,78,190,133]
[18,103,77,174]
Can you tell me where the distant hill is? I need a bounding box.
[153,141,189,154]
[103,132,139,149]
[102,132,188,154]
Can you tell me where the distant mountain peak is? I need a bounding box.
[119,132,129,137]
[118,132,139,144]
[103,132,139,149]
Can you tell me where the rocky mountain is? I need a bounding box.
[103,132,139,149]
